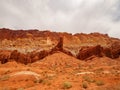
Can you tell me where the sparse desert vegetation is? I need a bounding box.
[82,81,88,89]
[0,75,10,81]
[62,81,72,89]
[95,80,104,86]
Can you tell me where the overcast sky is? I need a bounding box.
[0,0,120,38]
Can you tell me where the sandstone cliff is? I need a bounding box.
[0,28,120,64]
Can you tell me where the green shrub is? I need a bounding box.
[0,75,10,81]
[96,80,104,86]
[17,88,24,90]
[1,87,11,90]
[82,82,88,89]
[34,79,43,83]
[83,75,95,83]
[62,82,72,89]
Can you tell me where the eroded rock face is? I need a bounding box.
[30,50,49,63]
[102,41,120,59]
[50,37,74,57]
[10,50,29,64]
[0,50,11,64]
[77,44,120,60]
[50,37,63,52]
[111,41,120,58]
[77,45,103,60]
[102,48,112,58]
[0,28,120,64]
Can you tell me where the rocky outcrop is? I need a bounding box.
[102,48,112,58]
[50,37,73,56]
[0,29,120,64]
[0,28,60,41]
[111,41,120,58]
[77,45,103,60]
[0,50,11,64]
[10,50,29,64]
[30,50,49,63]
[77,44,120,60]
[9,50,50,64]
[50,37,63,53]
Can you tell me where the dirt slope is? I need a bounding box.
[0,52,120,90]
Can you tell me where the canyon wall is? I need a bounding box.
[0,28,120,64]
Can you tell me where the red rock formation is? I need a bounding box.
[102,40,120,59]
[30,50,49,63]
[9,50,29,64]
[50,37,63,53]
[77,44,120,60]
[10,50,20,62]
[0,50,11,64]
[102,48,112,58]
[0,29,119,64]
[17,53,31,64]
[111,41,120,57]
[77,45,103,60]
[0,28,60,41]
[50,37,74,56]
[9,50,49,64]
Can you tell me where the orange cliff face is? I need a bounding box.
[0,28,120,64]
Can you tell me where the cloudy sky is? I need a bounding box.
[0,0,120,38]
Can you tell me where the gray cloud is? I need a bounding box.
[112,0,120,22]
[0,0,120,38]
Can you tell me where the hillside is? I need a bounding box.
[0,28,120,90]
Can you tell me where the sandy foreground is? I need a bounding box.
[0,52,120,90]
